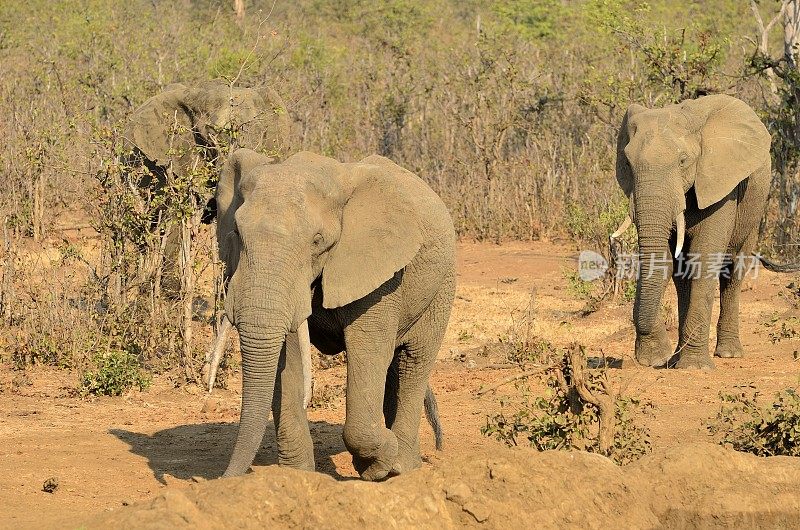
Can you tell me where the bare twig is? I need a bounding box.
[476,364,555,396]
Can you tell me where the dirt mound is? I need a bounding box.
[80,443,800,529]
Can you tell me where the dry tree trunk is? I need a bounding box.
[785,0,800,69]
[555,344,617,456]
[234,0,245,23]
[783,1,800,254]
[179,211,201,382]
[1,221,15,324]
[752,1,800,256]
[30,171,43,242]
[750,0,786,97]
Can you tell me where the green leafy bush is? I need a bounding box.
[708,387,800,457]
[482,344,653,464]
[79,349,151,397]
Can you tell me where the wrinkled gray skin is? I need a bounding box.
[217,149,456,480]
[124,80,289,293]
[615,95,772,369]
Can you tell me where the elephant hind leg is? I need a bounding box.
[714,269,744,358]
[390,281,454,474]
[385,352,444,451]
[715,232,757,359]
[383,352,401,429]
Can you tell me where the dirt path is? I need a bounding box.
[0,240,797,528]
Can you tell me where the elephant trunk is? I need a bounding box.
[222,289,293,478]
[633,196,674,336]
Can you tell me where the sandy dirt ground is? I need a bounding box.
[0,240,798,528]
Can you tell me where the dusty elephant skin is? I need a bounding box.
[215,149,456,480]
[614,94,774,369]
[123,80,290,293]
[80,443,800,529]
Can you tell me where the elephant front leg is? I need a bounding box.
[634,328,673,367]
[673,273,718,369]
[272,330,314,471]
[342,316,398,481]
[634,256,674,368]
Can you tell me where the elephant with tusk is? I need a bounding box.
[611,94,799,369]
[203,314,443,448]
[214,148,453,479]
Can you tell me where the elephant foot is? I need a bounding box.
[277,447,315,472]
[714,337,744,359]
[348,428,398,482]
[672,353,716,370]
[391,447,422,476]
[635,331,672,368]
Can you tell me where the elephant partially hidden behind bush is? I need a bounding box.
[122,79,290,295]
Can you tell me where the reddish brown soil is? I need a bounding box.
[1,240,798,528]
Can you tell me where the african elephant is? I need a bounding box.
[216,148,456,480]
[123,79,290,293]
[611,94,798,369]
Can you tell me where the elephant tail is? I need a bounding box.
[424,385,443,451]
[757,254,800,273]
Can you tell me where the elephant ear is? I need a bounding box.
[321,155,424,309]
[616,103,647,197]
[686,95,771,209]
[126,85,197,170]
[216,148,272,273]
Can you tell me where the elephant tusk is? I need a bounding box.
[205,315,233,393]
[610,215,632,239]
[299,320,313,409]
[675,210,685,257]
[628,193,636,225]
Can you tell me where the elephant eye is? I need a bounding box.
[679,154,688,167]
[312,233,324,247]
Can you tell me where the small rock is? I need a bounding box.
[466,359,477,369]
[201,398,219,413]
[445,482,472,506]
[463,500,491,523]
[185,385,200,395]
[190,476,207,483]
[42,477,59,494]
[121,500,131,506]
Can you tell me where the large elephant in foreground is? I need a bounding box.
[216,149,456,480]
[123,80,290,292]
[613,94,776,369]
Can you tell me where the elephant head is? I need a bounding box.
[125,80,290,214]
[216,149,425,477]
[615,94,771,339]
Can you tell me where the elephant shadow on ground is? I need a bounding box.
[110,420,349,484]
